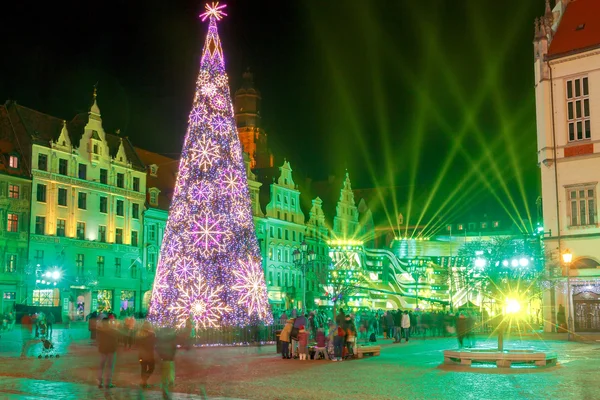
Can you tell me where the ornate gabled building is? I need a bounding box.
[305,197,330,307]
[333,171,360,240]
[0,104,31,314]
[3,91,147,319]
[533,0,600,332]
[234,70,273,169]
[133,147,178,313]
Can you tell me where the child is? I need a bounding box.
[297,325,308,360]
[314,328,327,360]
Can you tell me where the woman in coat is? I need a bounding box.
[280,319,293,359]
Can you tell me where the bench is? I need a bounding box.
[443,349,557,368]
[356,345,380,358]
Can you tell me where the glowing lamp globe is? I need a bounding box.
[505,298,521,315]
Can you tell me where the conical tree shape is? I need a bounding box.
[148,4,272,329]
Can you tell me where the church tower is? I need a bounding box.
[234,70,273,169]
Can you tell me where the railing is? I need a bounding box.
[189,324,282,346]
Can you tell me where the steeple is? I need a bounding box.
[90,84,101,120]
[333,171,359,239]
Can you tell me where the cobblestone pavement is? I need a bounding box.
[1,326,600,399]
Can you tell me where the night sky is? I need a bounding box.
[0,0,544,230]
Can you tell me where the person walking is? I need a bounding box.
[137,322,156,388]
[393,310,402,343]
[401,311,411,343]
[456,313,467,349]
[157,328,177,394]
[124,314,136,349]
[97,317,119,388]
[20,314,36,358]
[46,312,55,337]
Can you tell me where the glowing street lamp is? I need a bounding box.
[562,249,573,341]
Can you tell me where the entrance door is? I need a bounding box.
[574,291,600,332]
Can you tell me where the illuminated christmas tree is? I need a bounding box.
[148,2,272,329]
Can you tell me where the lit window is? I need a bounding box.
[8,155,18,168]
[32,289,59,306]
[481,222,488,229]
[457,224,464,231]
[568,186,596,226]
[493,221,499,228]
[7,213,18,232]
[5,254,17,273]
[149,165,158,177]
[566,77,591,142]
[8,184,19,199]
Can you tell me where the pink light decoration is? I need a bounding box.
[147,5,272,330]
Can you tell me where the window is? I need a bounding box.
[33,289,58,306]
[149,190,158,206]
[457,224,464,231]
[97,256,105,277]
[78,163,87,180]
[8,155,18,168]
[78,192,87,209]
[567,77,591,141]
[277,249,282,261]
[131,231,138,247]
[277,272,281,286]
[7,213,18,232]
[58,188,67,206]
[58,159,68,175]
[117,173,124,188]
[115,258,122,278]
[268,271,273,285]
[93,143,99,154]
[37,184,47,202]
[132,203,139,219]
[38,154,48,171]
[277,211,281,219]
[147,253,156,272]
[284,213,288,221]
[100,169,108,184]
[150,165,158,177]
[56,219,66,237]
[5,254,17,273]
[116,200,124,216]
[270,227,274,238]
[76,222,85,240]
[76,254,84,276]
[35,216,45,235]
[98,226,107,242]
[34,250,44,266]
[148,225,156,241]
[291,215,294,223]
[569,186,596,226]
[493,221,499,228]
[131,263,137,279]
[293,231,296,241]
[133,177,140,192]
[278,228,282,239]
[8,184,19,199]
[100,197,107,213]
[285,230,289,240]
[481,222,488,229]
[116,228,123,244]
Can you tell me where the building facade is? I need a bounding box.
[134,148,178,314]
[0,105,31,314]
[534,0,600,332]
[4,93,147,320]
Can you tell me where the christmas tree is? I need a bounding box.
[148,2,272,329]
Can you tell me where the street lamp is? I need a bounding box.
[407,262,427,310]
[562,249,573,341]
[293,240,316,314]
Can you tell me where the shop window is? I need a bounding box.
[120,290,135,313]
[32,289,59,306]
[96,289,113,312]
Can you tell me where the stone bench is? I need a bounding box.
[357,345,380,358]
[443,349,557,368]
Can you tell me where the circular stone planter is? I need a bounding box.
[443,348,558,368]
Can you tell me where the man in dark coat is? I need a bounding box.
[97,318,119,388]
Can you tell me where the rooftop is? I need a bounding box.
[548,0,600,58]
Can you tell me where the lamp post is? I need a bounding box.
[562,249,573,341]
[293,241,316,314]
[408,262,427,310]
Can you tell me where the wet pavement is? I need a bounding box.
[1,325,599,399]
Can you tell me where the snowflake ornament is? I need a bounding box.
[191,212,230,255]
[189,135,220,171]
[233,257,270,320]
[168,278,232,329]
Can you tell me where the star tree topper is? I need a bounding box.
[200,2,227,21]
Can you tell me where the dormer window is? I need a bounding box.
[149,164,158,177]
[149,188,160,207]
[8,155,18,169]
